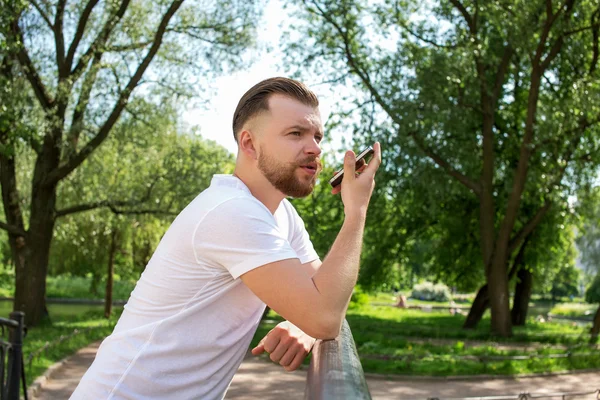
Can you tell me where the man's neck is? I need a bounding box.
[233,168,285,214]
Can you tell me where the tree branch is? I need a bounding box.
[29,0,53,29]
[305,0,402,128]
[10,14,54,110]
[0,221,26,237]
[66,51,103,154]
[590,7,600,74]
[507,201,552,255]
[54,0,67,77]
[70,0,131,82]
[508,234,531,281]
[65,0,101,71]
[56,176,160,217]
[409,132,482,196]
[508,114,598,254]
[44,0,185,187]
[492,46,513,106]
[108,207,178,216]
[449,0,476,34]
[107,40,153,52]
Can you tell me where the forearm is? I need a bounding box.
[311,212,366,321]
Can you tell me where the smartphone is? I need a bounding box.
[329,146,375,187]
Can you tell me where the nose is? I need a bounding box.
[305,136,322,157]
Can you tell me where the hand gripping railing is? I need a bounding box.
[304,320,371,400]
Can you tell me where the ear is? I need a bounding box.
[238,130,258,160]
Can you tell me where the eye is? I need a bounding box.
[290,131,301,137]
[315,135,323,143]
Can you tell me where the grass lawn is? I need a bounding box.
[252,303,598,377]
[19,284,599,384]
[23,309,121,387]
[550,303,598,319]
[0,274,137,301]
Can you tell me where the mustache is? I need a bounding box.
[297,157,323,172]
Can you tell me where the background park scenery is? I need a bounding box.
[1,0,600,387]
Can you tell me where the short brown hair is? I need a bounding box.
[232,77,319,141]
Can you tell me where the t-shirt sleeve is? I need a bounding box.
[285,201,320,265]
[192,197,299,279]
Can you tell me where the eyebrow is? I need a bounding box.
[284,124,324,137]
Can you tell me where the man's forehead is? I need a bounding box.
[268,95,322,125]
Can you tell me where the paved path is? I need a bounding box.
[32,342,599,399]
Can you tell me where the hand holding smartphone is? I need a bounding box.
[329,146,375,188]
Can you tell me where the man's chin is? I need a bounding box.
[284,182,315,198]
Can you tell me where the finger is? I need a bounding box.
[269,339,289,363]
[342,150,356,183]
[263,334,281,354]
[251,343,265,355]
[278,347,296,367]
[356,162,368,173]
[284,350,307,372]
[331,185,342,195]
[365,142,382,173]
[251,334,268,355]
[355,158,366,171]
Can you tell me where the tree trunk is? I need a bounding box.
[511,267,532,326]
[463,284,490,329]
[590,305,600,345]
[1,141,55,326]
[14,120,62,326]
[104,230,118,319]
[487,253,512,336]
[16,190,57,326]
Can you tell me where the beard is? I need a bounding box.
[258,146,321,198]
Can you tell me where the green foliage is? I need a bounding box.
[252,302,595,376]
[551,302,597,319]
[1,0,261,326]
[586,274,600,304]
[549,263,581,300]
[576,186,600,275]
[46,275,136,301]
[349,285,370,309]
[282,0,600,331]
[411,281,451,302]
[46,102,234,285]
[24,309,122,386]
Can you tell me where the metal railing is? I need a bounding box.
[0,312,26,400]
[304,320,371,400]
[426,388,599,400]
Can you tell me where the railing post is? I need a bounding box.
[7,311,24,400]
[304,320,371,400]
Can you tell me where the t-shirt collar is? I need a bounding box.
[210,174,252,196]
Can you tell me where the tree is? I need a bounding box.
[283,0,600,336]
[0,0,260,325]
[47,104,234,316]
[576,186,600,343]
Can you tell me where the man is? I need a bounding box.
[71,77,381,399]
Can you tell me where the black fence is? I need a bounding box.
[426,388,599,400]
[0,312,26,400]
[305,320,371,400]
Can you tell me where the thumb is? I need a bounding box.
[343,150,356,182]
[251,343,265,355]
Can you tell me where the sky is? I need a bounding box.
[181,1,342,156]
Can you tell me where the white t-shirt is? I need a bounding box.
[71,175,319,400]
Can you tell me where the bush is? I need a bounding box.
[585,274,600,304]
[349,285,370,309]
[411,282,451,302]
